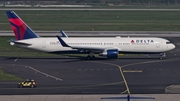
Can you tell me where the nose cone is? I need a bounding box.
[169,44,175,50]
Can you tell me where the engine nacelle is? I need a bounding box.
[99,49,118,58]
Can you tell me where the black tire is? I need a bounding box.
[87,56,91,60]
[87,55,95,60]
[31,84,34,88]
[91,55,95,60]
[19,85,23,88]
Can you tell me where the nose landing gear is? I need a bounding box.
[159,52,166,60]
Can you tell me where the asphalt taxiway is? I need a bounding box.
[0,49,179,95]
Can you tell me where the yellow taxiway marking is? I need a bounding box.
[118,54,124,56]
[86,58,180,94]
[87,61,130,94]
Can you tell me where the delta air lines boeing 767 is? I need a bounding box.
[6,11,175,59]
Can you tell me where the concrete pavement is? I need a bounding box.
[1,94,180,101]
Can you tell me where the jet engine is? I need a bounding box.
[99,49,118,58]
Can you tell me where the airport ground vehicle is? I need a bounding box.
[18,79,36,88]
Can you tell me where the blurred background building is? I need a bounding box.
[0,0,180,7]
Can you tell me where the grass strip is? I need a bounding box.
[0,69,22,80]
[0,10,180,31]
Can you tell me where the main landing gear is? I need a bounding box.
[159,52,166,60]
[87,52,95,60]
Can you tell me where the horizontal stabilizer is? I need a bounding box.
[60,30,68,38]
[7,39,16,42]
[13,41,32,46]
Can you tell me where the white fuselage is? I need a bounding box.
[11,37,175,54]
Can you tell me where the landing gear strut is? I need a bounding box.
[159,52,166,60]
[87,52,95,60]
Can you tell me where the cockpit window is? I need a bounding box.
[166,42,172,44]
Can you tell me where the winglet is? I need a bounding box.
[56,36,70,47]
[60,30,68,38]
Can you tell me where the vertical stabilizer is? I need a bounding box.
[6,11,39,40]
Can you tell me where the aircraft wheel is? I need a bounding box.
[87,55,95,60]
[87,55,91,60]
[91,55,95,60]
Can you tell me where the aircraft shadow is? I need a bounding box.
[0,56,172,63]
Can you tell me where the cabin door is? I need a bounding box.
[156,43,160,48]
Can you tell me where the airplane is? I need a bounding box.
[6,11,175,60]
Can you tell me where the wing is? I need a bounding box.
[56,36,119,53]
